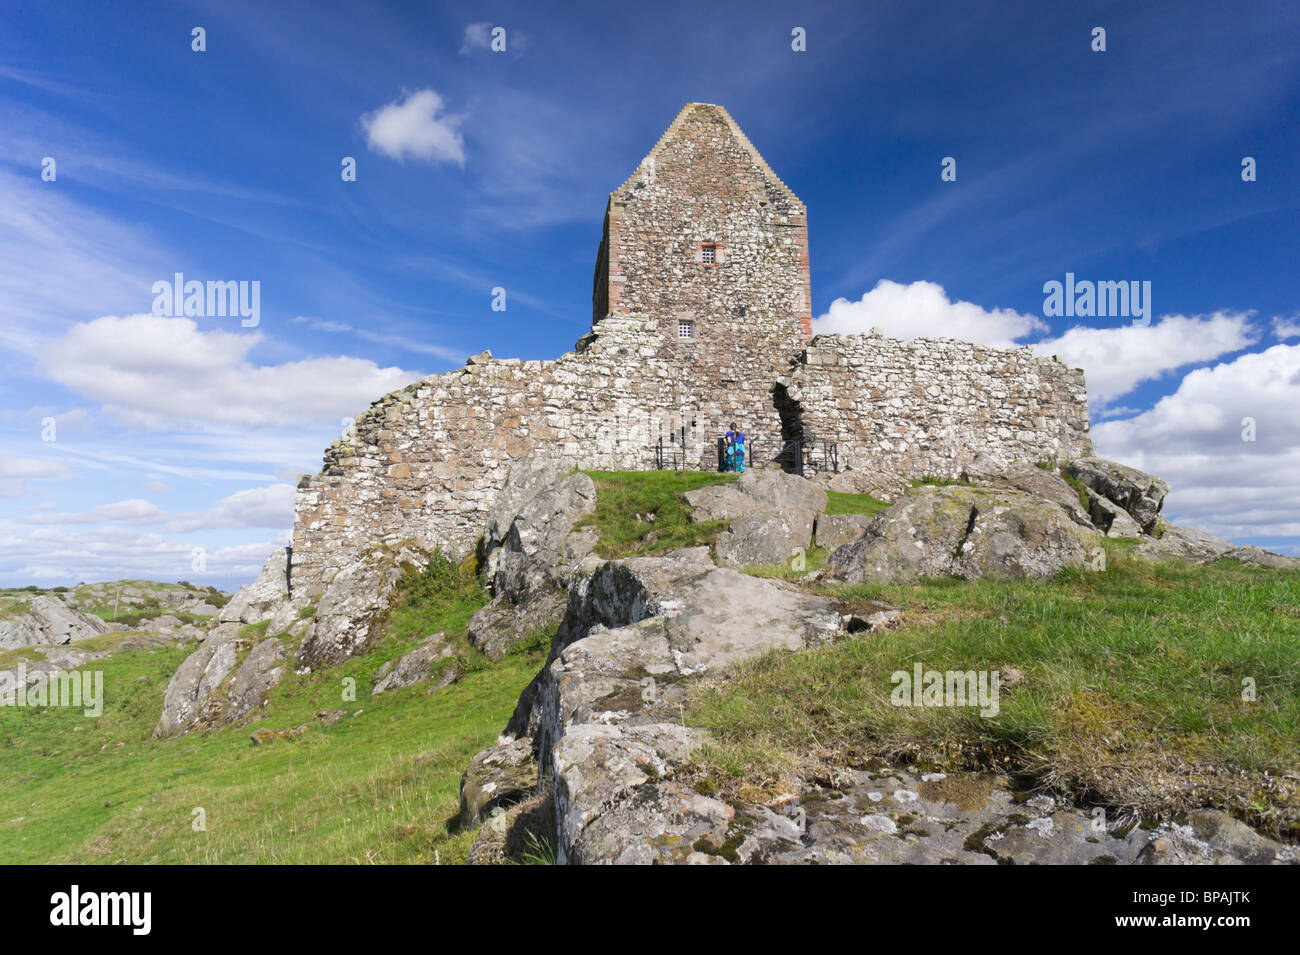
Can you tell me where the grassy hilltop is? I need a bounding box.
[1,470,1296,863]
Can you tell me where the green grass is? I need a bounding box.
[742,546,830,581]
[0,553,544,864]
[1060,471,1092,513]
[912,475,967,488]
[824,490,891,517]
[685,547,1300,837]
[577,469,738,558]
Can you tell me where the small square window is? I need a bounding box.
[700,244,716,264]
[678,320,694,339]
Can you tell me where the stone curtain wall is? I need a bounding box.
[290,327,1092,598]
[291,310,802,597]
[784,332,1092,478]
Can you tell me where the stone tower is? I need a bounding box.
[588,103,813,459]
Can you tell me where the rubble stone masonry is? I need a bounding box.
[288,104,1091,597]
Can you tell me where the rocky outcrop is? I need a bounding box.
[0,632,175,706]
[217,548,291,626]
[468,457,598,659]
[1083,488,1143,538]
[297,545,427,669]
[470,548,862,864]
[1064,456,1169,535]
[460,526,1297,864]
[372,632,454,694]
[828,485,1098,585]
[814,513,874,552]
[157,625,293,736]
[691,763,1295,865]
[1136,525,1300,569]
[685,470,827,569]
[156,542,427,734]
[961,454,1094,529]
[224,638,287,724]
[715,510,814,569]
[0,595,111,649]
[156,633,241,736]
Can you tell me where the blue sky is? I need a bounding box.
[1,0,1297,587]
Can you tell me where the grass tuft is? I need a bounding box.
[824,490,891,517]
[577,469,737,558]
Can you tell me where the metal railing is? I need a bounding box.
[652,434,839,475]
[775,437,839,477]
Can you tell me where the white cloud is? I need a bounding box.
[362,89,466,165]
[44,314,422,429]
[0,516,286,588]
[814,283,1258,409]
[1033,312,1258,405]
[0,457,67,480]
[1093,343,1300,546]
[168,483,295,533]
[459,22,493,55]
[812,280,1047,347]
[0,456,69,498]
[1273,314,1300,340]
[18,483,294,534]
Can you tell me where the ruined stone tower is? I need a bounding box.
[585,103,813,465]
[593,103,812,345]
[287,104,1092,598]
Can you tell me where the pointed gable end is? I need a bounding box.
[592,103,812,342]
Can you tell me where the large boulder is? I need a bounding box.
[683,470,828,569]
[468,464,597,659]
[218,548,290,625]
[715,509,815,569]
[1064,457,1169,534]
[681,483,761,523]
[459,736,538,826]
[155,632,241,736]
[296,545,426,669]
[733,468,828,513]
[828,485,1098,584]
[961,454,1094,529]
[684,470,828,524]
[814,513,874,552]
[372,632,454,694]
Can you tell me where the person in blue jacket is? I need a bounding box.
[725,423,747,472]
